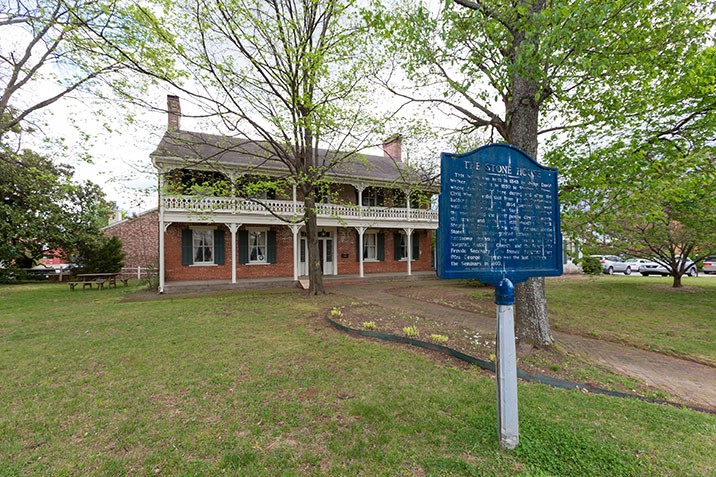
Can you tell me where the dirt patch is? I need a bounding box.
[328,300,672,401]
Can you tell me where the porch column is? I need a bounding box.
[355,226,366,278]
[354,183,366,218]
[289,224,301,281]
[227,223,241,284]
[158,170,168,294]
[159,219,172,293]
[292,183,297,217]
[404,227,414,276]
[407,192,412,222]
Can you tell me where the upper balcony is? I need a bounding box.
[161,195,438,229]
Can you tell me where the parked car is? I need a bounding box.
[625,258,650,273]
[590,255,632,275]
[703,257,716,274]
[639,258,698,277]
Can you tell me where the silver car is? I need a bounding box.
[701,257,715,274]
[590,255,632,275]
[639,258,698,277]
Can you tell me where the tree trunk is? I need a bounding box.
[671,274,683,288]
[506,32,553,348]
[304,194,325,295]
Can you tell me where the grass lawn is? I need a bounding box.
[546,275,716,365]
[1,282,715,476]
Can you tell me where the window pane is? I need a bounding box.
[193,230,214,263]
[364,233,377,259]
[249,231,267,263]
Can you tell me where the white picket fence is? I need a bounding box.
[120,266,158,280]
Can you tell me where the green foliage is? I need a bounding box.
[580,256,603,275]
[74,236,126,274]
[429,333,449,343]
[0,0,175,139]
[402,325,419,337]
[0,146,112,279]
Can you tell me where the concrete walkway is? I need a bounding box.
[329,278,716,411]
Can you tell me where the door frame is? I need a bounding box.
[299,228,336,276]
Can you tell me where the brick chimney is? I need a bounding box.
[382,135,402,163]
[167,95,181,131]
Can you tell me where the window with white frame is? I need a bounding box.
[362,189,379,206]
[249,230,268,263]
[363,232,377,260]
[193,229,214,264]
[397,233,408,260]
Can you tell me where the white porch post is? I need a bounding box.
[227,223,241,284]
[159,219,172,293]
[292,183,297,216]
[159,209,165,293]
[354,183,366,218]
[355,226,366,278]
[404,227,414,276]
[158,171,167,294]
[290,224,301,280]
[407,192,412,222]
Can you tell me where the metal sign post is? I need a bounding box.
[495,278,518,449]
[436,143,563,450]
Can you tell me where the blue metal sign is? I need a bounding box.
[437,143,563,285]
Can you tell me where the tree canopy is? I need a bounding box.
[0,144,112,278]
[366,0,716,346]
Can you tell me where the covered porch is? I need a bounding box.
[161,271,437,294]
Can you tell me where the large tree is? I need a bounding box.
[550,47,716,288]
[96,0,392,294]
[0,145,112,278]
[367,0,715,346]
[0,0,167,142]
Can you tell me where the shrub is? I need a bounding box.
[430,334,449,343]
[74,236,125,274]
[580,256,602,275]
[362,321,376,330]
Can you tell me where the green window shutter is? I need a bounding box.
[412,232,420,261]
[181,229,193,266]
[238,230,249,264]
[394,233,401,261]
[377,233,385,261]
[356,231,361,261]
[214,229,225,265]
[267,230,277,264]
[377,188,384,206]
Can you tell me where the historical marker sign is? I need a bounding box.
[437,143,563,286]
[438,143,563,450]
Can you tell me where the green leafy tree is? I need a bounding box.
[366,0,715,346]
[0,0,175,142]
[552,46,716,288]
[75,235,125,274]
[0,145,112,278]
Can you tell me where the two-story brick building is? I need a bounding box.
[151,96,439,292]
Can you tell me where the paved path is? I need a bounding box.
[330,279,716,411]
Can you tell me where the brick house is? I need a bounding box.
[152,96,439,292]
[103,209,159,271]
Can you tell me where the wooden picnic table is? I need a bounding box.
[68,273,129,290]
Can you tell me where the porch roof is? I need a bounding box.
[150,130,438,189]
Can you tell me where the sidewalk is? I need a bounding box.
[330,278,716,411]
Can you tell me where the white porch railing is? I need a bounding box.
[162,195,438,222]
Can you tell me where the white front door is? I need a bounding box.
[299,230,335,276]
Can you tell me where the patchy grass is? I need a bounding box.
[546,276,716,366]
[0,283,715,475]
